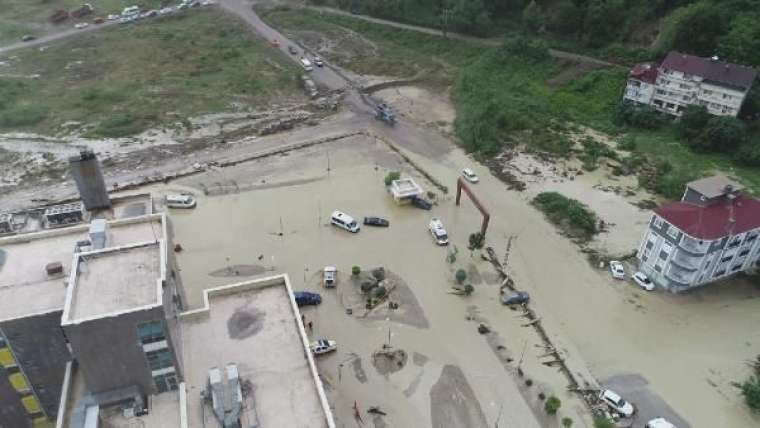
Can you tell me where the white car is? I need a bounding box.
[107,14,119,20]
[165,194,196,209]
[428,218,449,246]
[313,56,324,67]
[159,7,173,15]
[462,168,479,183]
[330,211,360,233]
[310,339,337,355]
[632,271,655,291]
[609,260,625,279]
[646,418,676,428]
[323,266,337,288]
[74,23,89,29]
[599,389,635,417]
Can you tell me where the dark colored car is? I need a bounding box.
[411,197,432,210]
[288,45,298,55]
[363,216,389,227]
[501,291,530,305]
[294,291,322,306]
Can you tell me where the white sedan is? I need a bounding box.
[599,389,635,417]
[462,168,479,183]
[632,271,654,291]
[310,339,337,355]
[74,23,89,29]
[609,260,625,279]
[646,418,677,428]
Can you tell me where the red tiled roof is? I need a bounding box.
[629,63,658,84]
[661,51,757,90]
[655,194,760,240]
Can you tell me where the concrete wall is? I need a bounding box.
[63,306,167,396]
[0,311,71,422]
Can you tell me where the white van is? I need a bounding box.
[331,211,359,233]
[300,57,313,71]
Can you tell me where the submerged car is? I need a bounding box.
[411,197,432,210]
[501,291,530,305]
[310,339,337,355]
[165,194,196,209]
[599,389,635,417]
[428,218,449,246]
[609,260,625,279]
[363,216,389,227]
[323,266,337,288]
[294,291,322,306]
[632,271,654,291]
[462,168,479,183]
[646,418,677,428]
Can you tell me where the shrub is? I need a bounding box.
[562,417,573,428]
[92,114,144,138]
[613,102,664,129]
[677,105,711,140]
[463,284,474,295]
[371,285,387,299]
[371,267,386,282]
[532,192,598,237]
[593,416,615,428]
[691,116,747,152]
[617,135,637,151]
[468,232,485,253]
[360,281,375,293]
[384,171,400,186]
[739,375,760,413]
[455,269,467,284]
[0,105,48,127]
[734,139,760,167]
[352,265,361,276]
[544,396,561,415]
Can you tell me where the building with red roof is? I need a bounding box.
[637,175,760,292]
[623,52,756,118]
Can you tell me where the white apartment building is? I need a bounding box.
[637,176,760,292]
[624,52,756,117]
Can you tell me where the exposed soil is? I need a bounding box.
[372,346,408,376]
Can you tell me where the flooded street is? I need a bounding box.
[160,131,760,427]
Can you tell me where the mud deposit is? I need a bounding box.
[227,306,265,340]
[209,264,269,277]
[372,347,408,376]
[429,365,488,428]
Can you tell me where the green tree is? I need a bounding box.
[455,269,467,284]
[384,171,401,186]
[544,395,561,414]
[693,116,747,152]
[352,265,361,276]
[735,138,760,167]
[583,0,625,47]
[522,1,544,33]
[739,375,760,412]
[562,417,574,428]
[468,232,485,254]
[677,105,711,140]
[548,1,583,36]
[657,2,728,56]
[718,14,760,68]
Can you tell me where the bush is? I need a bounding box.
[544,395,561,415]
[384,171,400,186]
[617,135,637,151]
[691,116,747,152]
[92,114,145,138]
[371,267,385,282]
[532,192,598,237]
[677,105,711,140]
[734,138,760,167]
[562,417,573,428]
[455,269,467,284]
[613,102,665,129]
[371,285,387,299]
[593,416,615,428]
[468,232,485,253]
[463,284,474,295]
[352,265,361,276]
[0,105,48,127]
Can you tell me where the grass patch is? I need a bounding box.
[532,192,599,240]
[0,9,301,136]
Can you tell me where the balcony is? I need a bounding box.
[679,236,709,254]
[671,250,701,270]
[666,263,697,285]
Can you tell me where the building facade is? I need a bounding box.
[637,176,760,292]
[624,52,757,117]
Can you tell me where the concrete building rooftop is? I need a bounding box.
[0,214,166,322]
[178,276,333,428]
[63,242,163,324]
[686,174,744,199]
[390,178,423,199]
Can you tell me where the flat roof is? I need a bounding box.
[390,178,423,198]
[63,242,164,324]
[687,175,744,199]
[178,275,334,428]
[0,214,166,322]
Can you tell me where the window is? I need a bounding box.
[728,237,742,248]
[137,321,165,345]
[740,249,750,257]
[732,264,743,272]
[721,255,733,263]
[703,89,712,95]
[146,349,173,371]
[653,217,664,228]
[154,372,178,393]
[714,269,726,277]
[679,84,690,89]
[666,226,679,240]
[746,233,757,242]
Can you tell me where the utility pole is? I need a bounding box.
[441,7,453,39]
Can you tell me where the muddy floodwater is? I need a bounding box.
[160,134,760,427]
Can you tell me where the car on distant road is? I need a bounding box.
[159,7,173,15]
[599,389,635,417]
[646,418,677,428]
[462,168,479,183]
[294,291,322,306]
[21,35,36,42]
[323,266,337,288]
[363,216,389,227]
[632,271,654,291]
[501,291,529,305]
[74,23,89,29]
[609,260,625,279]
[288,45,298,55]
[428,218,449,246]
[411,197,432,210]
[310,339,337,355]
[107,14,119,20]
[313,56,324,67]
[300,57,313,71]
[93,17,104,24]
